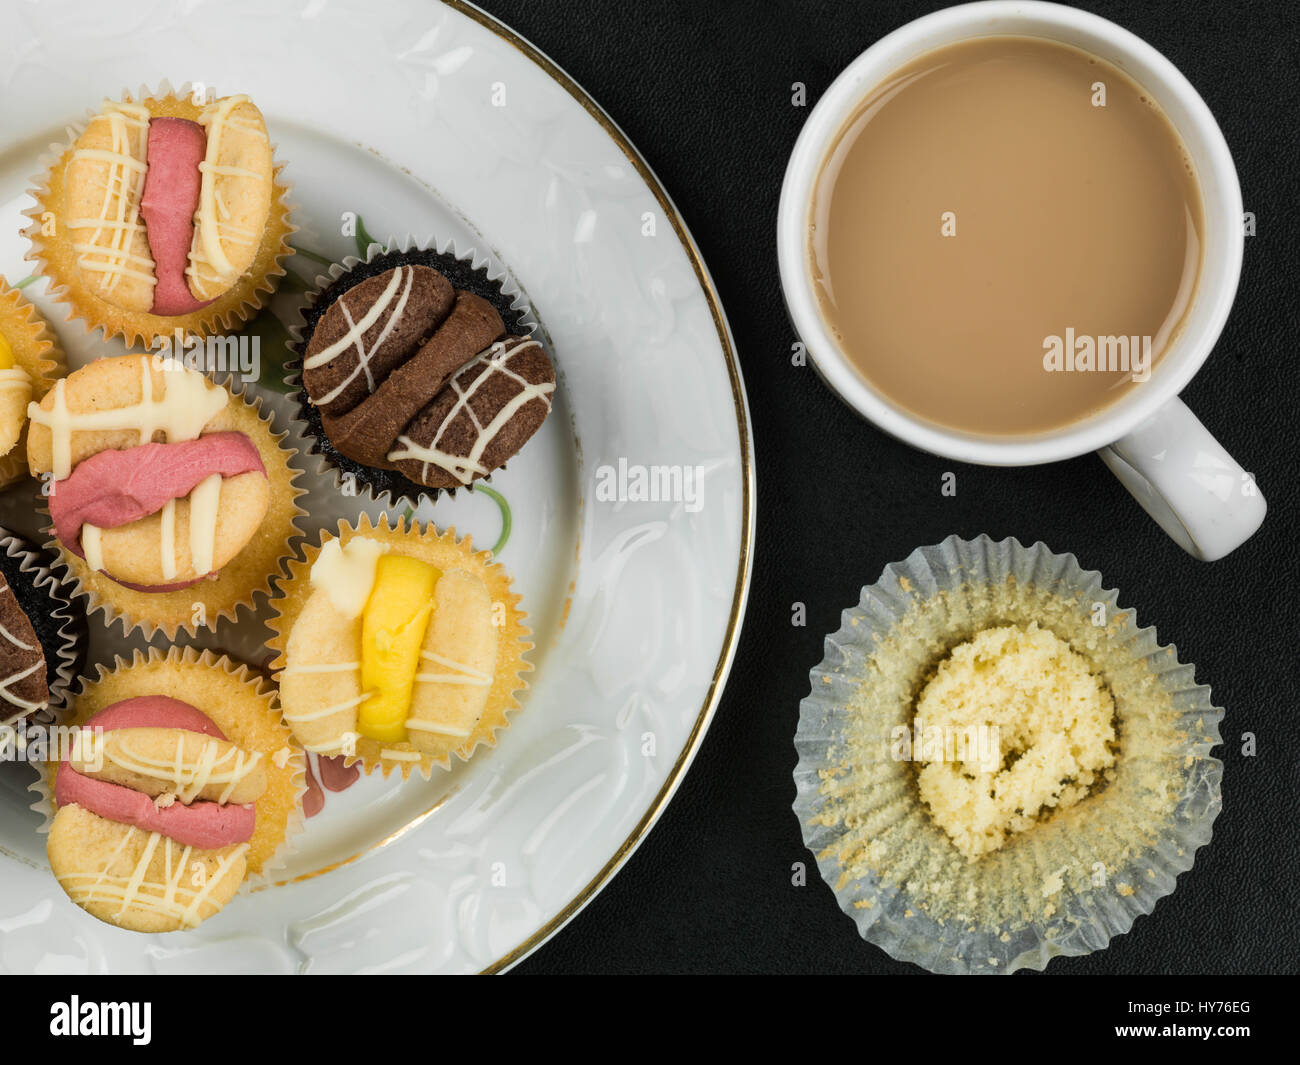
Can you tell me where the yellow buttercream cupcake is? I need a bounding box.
[0,279,67,489]
[268,513,532,779]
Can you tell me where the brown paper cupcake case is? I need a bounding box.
[286,235,541,508]
[22,80,297,348]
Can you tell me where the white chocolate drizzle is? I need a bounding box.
[387,339,554,485]
[378,748,422,762]
[187,472,223,576]
[304,266,416,405]
[414,648,491,687]
[98,731,263,804]
[300,736,355,756]
[0,660,44,714]
[189,95,248,283]
[282,690,371,725]
[61,824,248,928]
[28,358,228,480]
[81,524,104,572]
[66,102,153,294]
[308,536,388,617]
[0,367,32,391]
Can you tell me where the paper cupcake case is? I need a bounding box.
[266,509,534,781]
[286,235,542,508]
[794,534,1223,974]
[27,645,307,892]
[39,371,310,642]
[0,529,85,728]
[22,80,297,348]
[0,279,68,490]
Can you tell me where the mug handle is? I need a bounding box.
[1098,398,1265,561]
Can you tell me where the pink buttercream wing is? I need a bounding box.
[54,695,256,848]
[140,117,212,316]
[49,432,266,556]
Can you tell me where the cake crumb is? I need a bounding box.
[914,623,1117,861]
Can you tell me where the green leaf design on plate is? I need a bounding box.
[290,244,335,268]
[472,483,513,557]
[353,214,379,260]
[247,307,297,394]
[277,268,313,294]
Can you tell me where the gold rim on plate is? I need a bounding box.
[446,0,756,974]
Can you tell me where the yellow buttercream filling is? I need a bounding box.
[357,555,440,742]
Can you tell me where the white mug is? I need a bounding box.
[777,0,1265,561]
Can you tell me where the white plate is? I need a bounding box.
[0,0,752,973]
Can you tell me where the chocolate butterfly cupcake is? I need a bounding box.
[293,244,556,503]
[0,529,83,727]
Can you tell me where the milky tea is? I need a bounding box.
[809,36,1204,436]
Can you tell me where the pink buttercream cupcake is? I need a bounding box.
[24,83,296,347]
[26,354,305,638]
[39,647,305,933]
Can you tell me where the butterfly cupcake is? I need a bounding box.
[291,241,556,505]
[27,354,304,637]
[24,85,295,346]
[38,647,305,932]
[268,513,532,778]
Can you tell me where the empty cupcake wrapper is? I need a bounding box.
[794,534,1222,974]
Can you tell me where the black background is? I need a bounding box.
[495,0,1300,974]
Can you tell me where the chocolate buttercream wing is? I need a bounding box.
[301,264,454,418]
[320,291,504,469]
[0,573,48,720]
[389,336,556,489]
